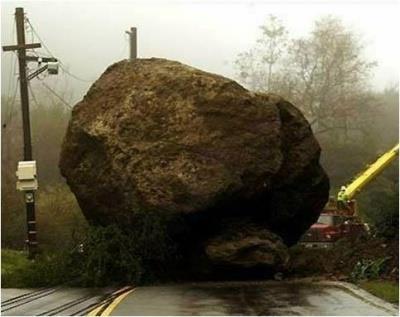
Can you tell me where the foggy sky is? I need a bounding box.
[1,0,399,105]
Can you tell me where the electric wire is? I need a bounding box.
[25,17,55,60]
[59,64,94,83]
[27,82,40,108]
[25,37,73,112]
[5,22,16,95]
[117,33,129,60]
[39,81,73,110]
[26,18,38,57]
[3,22,18,128]
[25,17,94,83]
[2,78,19,129]
[29,81,72,115]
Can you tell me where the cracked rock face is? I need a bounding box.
[60,58,329,271]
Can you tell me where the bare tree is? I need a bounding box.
[235,15,377,142]
[281,16,376,138]
[235,15,287,92]
[258,15,288,91]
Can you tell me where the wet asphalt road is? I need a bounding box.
[112,281,398,316]
[1,280,398,316]
[1,287,115,316]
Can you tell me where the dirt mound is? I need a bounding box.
[288,237,399,282]
[59,58,329,271]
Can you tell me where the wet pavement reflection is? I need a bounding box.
[111,281,397,316]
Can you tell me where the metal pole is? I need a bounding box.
[127,27,137,61]
[15,7,37,259]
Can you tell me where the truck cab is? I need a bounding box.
[300,211,368,248]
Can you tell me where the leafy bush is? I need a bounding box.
[2,250,31,288]
[73,211,177,286]
[1,249,78,288]
[76,224,143,286]
[350,257,391,282]
[3,210,178,288]
[358,174,399,239]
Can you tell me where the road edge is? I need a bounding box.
[316,280,399,316]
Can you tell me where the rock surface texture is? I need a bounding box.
[60,58,329,271]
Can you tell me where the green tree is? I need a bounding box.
[357,163,399,239]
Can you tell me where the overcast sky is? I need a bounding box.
[1,0,399,104]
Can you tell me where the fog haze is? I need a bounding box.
[1,0,399,103]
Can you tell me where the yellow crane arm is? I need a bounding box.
[344,144,399,200]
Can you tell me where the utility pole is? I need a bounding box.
[125,27,137,61]
[3,7,59,259]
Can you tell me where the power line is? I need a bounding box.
[39,81,73,110]
[30,81,73,112]
[25,17,54,58]
[3,51,19,128]
[6,22,16,94]
[25,17,93,83]
[2,79,19,128]
[23,17,73,110]
[59,64,93,83]
[27,82,40,108]
[118,33,129,60]
[4,23,17,126]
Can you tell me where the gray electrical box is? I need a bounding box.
[47,61,59,75]
[16,161,38,191]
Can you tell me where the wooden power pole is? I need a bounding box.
[125,27,137,61]
[3,7,43,259]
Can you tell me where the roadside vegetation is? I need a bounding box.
[1,249,75,288]
[1,250,30,287]
[288,237,398,280]
[2,220,177,288]
[287,236,399,304]
[359,280,399,304]
[1,14,398,303]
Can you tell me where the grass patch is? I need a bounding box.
[1,249,31,287]
[1,249,80,288]
[359,280,399,304]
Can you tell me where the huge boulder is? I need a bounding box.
[59,58,329,271]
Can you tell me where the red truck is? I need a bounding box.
[300,210,368,248]
[300,144,398,248]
